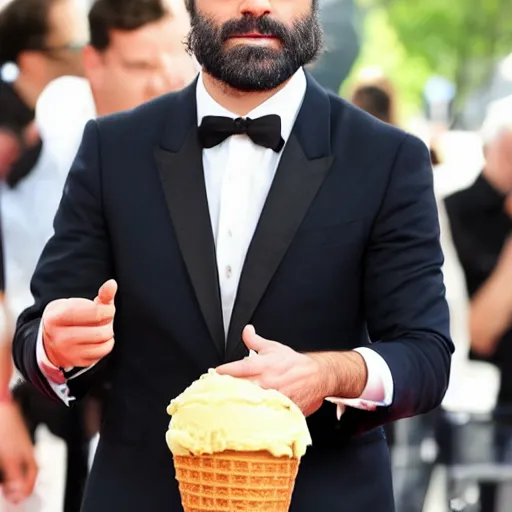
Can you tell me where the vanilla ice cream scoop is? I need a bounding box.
[166,369,312,458]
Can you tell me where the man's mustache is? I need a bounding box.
[220,15,289,43]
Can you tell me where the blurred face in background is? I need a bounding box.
[483,129,512,197]
[84,13,197,115]
[20,0,86,83]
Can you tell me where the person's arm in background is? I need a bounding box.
[0,293,37,504]
[469,130,512,356]
[470,236,512,357]
[445,129,512,358]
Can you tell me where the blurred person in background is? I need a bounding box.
[85,0,196,114]
[33,0,198,196]
[0,264,37,506]
[351,76,472,512]
[0,0,86,506]
[32,0,197,449]
[445,96,512,512]
[1,0,196,509]
[0,0,86,182]
[351,84,396,126]
[308,0,360,94]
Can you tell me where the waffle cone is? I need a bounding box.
[173,450,300,511]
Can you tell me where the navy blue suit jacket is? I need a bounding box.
[13,74,453,511]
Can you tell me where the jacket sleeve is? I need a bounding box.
[12,119,114,402]
[340,134,454,436]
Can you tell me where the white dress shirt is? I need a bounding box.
[2,76,96,324]
[37,69,393,413]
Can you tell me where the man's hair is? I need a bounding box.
[481,94,512,147]
[184,0,193,14]
[0,0,60,65]
[89,0,172,51]
[351,85,392,125]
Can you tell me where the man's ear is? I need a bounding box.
[82,45,104,85]
[17,50,45,79]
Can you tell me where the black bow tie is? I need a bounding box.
[198,114,285,152]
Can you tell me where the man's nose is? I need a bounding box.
[239,0,272,17]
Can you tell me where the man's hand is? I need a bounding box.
[42,280,117,368]
[216,326,328,416]
[0,402,37,504]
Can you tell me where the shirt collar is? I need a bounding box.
[196,68,307,144]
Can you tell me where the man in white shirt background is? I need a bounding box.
[1,0,197,509]
[9,0,197,319]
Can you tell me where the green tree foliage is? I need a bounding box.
[343,0,512,120]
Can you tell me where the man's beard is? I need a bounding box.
[186,11,323,92]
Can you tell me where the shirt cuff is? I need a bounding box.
[35,322,74,406]
[325,347,394,419]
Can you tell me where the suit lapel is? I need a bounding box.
[225,73,334,361]
[154,81,225,357]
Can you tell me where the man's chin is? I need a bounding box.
[219,76,286,93]
[223,44,282,60]
[202,50,293,91]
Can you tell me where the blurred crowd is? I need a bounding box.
[0,0,512,511]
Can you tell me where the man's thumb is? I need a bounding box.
[242,325,273,353]
[2,460,24,502]
[95,279,117,305]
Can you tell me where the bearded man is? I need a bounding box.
[12,0,453,510]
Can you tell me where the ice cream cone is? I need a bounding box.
[166,370,311,511]
[174,450,299,512]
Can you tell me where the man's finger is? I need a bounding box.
[2,458,24,502]
[242,325,276,353]
[3,486,25,504]
[8,456,38,502]
[51,302,115,326]
[53,324,114,346]
[216,354,264,378]
[22,456,38,498]
[95,279,117,306]
[76,338,115,365]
